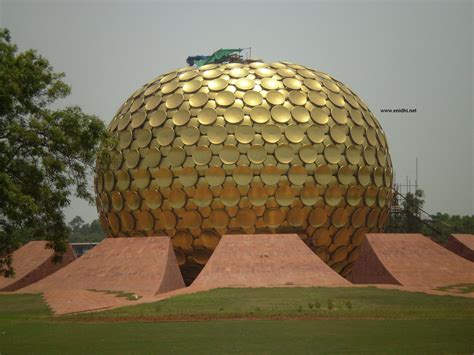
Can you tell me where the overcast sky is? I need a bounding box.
[1,0,472,222]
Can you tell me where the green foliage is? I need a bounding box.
[68,217,104,243]
[0,28,109,276]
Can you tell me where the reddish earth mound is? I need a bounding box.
[0,241,75,292]
[444,234,474,262]
[348,233,474,287]
[21,237,185,314]
[192,234,350,289]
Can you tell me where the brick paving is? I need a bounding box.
[0,241,75,292]
[349,233,474,287]
[192,233,350,289]
[444,234,474,262]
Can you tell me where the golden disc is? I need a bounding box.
[331,107,348,125]
[161,80,179,95]
[331,247,348,263]
[351,207,368,228]
[248,145,267,164]
[277,68,295,77]
[179,167,198,187]
[365,186,378,207]
[248,186,268,206]
[271,105,291,123]
[156,127,174,146]
[350,109,364,126]
[130,96,144,113]
[261,165,281,185]
[243,91,263,106]
[309,208,327,227]
[224,106,244,123]
[143,148,161,168]
[363,146,377,165]
[208,78,228,91]
[275,185,295,206]
[143,189,162,209]
[168,147,186,166]
[250,106,270,123]
[374,167,384,187]
[107,213,120,233]
[215,91,235,106]
[310,107,329,124]
[260,78,279,90]
[135,128,152,148]
[209,209,229,229]
[263,208,283,228]
[287,207,305,226]
[166,95,184,111]
[299,145,317,163]
[144,83,160,96]
[308,91,326,106]
[118,113,132,131]
[233,165,253,185]
[329,124,347,144]
[124,190,141,210]
[288,165,307,185]
[172,110,190,126]
[332,207,348,228]
[192,146,212,165]
[202,69,222,79]
[300,185,319,205]
[125,149,140,168]
[334,227,351,247]
[284,124,304,143]
[367,208,380,228]
[219,145,240,164]
[236,78,254,91]
[221,186,240,207]
[111,191,124,211]
[325,185,342,206]
[324,144,341,164]
[179,70,198,81]
[314,165,332,185]
[236,208,257,228]
[173,230,193,251]
[181,126,200,145]
[116,170,130,190]
[328,92,345,107]
[156,210,176,229]
[136,210,154,231]
[307,125,325,144]
[283,78,302,90]
[266,91,285,105]
[346,145,361,164]
[149,110,167,128]
[193,186,213,207]
[153,168,173,188]
[194,248,212,265]
[189,92,209,107]
[291,106,310,123]
[183,210,202,228]
[298,69,316,78]
[262,124,282,143]
[160,72,177,84]
[288,91,307,106]
[201,229,220,250]
[206,166,226,186]
[169,188,186,208]
[313,228,331,247]
[346,185,362,207]
[229,67,248,78]
[255,67,275,78]
[133,169,150,189]
[358,166,371,186]
[197,108,217,125]
[275,144,294,163]
[131,110,147,128]
[207,125,227,144]
[304,79,322,91]
[119,130,133,149]
[183,79,202,93]
[119,211,134,232]
[235,125,255,143]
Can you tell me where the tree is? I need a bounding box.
[402,189,425,232]
[0,28,110,277]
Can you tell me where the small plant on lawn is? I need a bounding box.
[297,305,303,313]
[327,299,334,310]
[345,300,352,310]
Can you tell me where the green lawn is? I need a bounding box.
[0,288,473,354]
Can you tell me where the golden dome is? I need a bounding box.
[95,60,393,284]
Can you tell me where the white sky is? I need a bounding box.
[1,0,473,222]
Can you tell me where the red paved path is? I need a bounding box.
[21,237,185,314]
[192,234,350,289]
[0,241,75,292]
[348,233,474,287]
[444,234,474,262]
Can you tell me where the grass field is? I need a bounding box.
[1,288,473,354]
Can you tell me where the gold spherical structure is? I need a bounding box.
[95,60,393,284]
